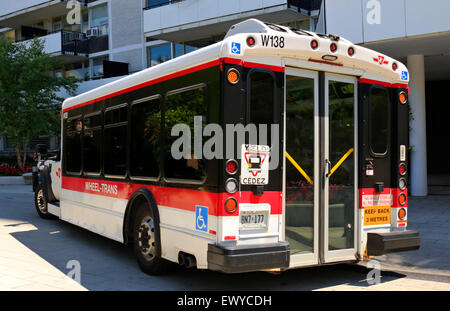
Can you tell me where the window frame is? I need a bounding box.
[103,103,129,179]
[163,83,209,185]
[65,114,83,176]
[368,85,391,157]
[246,68,278,146]
[82,111,103,177]
[129,94,163,182]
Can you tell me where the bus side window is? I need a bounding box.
[369,87,390,155]
[83,112,102,175]
[65,116,82,174]
[249,70,275,146]
[130,96,161,178]
[164,85,207,181]
[104,104,128,177]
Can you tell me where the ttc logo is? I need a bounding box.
[231,42,241,55]
[195,206,208,232]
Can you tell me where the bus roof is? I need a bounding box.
[62,19,408,112]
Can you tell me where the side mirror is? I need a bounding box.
[35,144,48,158]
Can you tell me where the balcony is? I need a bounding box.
[143,0,309,41]
[20,29,108,59]
[0,0,95,28]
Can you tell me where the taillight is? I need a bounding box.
[399,163,407,176]
[226,159,238,175]
[398,208,407,219]
[224,197,237,213]
[227,68,240,85]
[398,193,406,205]
[399,91,408,104]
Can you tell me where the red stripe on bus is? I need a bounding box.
[359,78,392,88]
[359,79,409,92]
[63,58,284,113]
[61,176,282,217]
[222,57,285,72]
[63,59,221,113]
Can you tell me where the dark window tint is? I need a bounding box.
[164,86,207,181]
[130,97,161,178]
[105,105,127,125]
[370,87,389,154]
[104,106,127,176]
[65,117,82,173]
[249,71,274,145]
[83,113,102,174]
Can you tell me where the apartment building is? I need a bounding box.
[0,0,316,155]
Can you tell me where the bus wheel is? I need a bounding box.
[132,203,172,275]
[34,185,55,219]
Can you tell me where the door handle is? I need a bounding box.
[325,159,332,177]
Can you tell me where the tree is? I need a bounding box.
[0,36,79,169]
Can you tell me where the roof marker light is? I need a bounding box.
[330,43,337,52]
[311,39,318,50]
[348,47,355,56]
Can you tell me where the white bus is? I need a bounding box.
[34,19,420,275]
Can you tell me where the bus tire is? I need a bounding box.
[34,184,56,219]
[132,202,172,275]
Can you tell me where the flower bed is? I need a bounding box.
[0,163,32,176]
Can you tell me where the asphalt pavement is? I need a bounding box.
[0,184,449,291]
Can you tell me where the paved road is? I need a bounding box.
[0,185,449,291]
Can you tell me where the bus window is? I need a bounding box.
[65,116,82,174]
[130,96,161,178]
[370,87,389,155]
[104,105,128,177]
[83,112,102,175]
[249,70,274,146]
[164,85,207,181]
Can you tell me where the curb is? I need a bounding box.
[0,176,26,185]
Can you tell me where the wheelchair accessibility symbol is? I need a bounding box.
[401,71,408,81]
[195,205,208,232]
[231,42,241,55]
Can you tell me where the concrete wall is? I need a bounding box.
[323,0,450,43]
[21,31,62,55]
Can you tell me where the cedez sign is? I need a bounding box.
[240,144,270,185]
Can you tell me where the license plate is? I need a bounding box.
[240,211,267,228]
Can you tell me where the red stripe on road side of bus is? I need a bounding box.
[63,59,221,113]
[64,58,284,113]
[61,176,282,217]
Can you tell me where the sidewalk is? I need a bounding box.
[0,186,86,291]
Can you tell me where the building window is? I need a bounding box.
[92,55,109,78]
[90,4,108,35]
[147,44,171,67]
[146,0,170,9]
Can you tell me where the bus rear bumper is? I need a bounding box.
[207,241,290,273]
[367,230,421,256]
